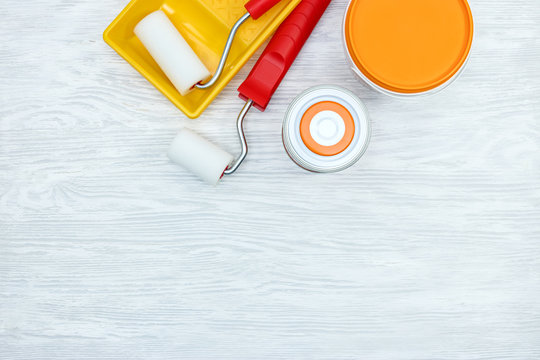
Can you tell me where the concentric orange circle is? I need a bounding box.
[299,101,355,156]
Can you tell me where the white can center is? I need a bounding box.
[309,110,346,147]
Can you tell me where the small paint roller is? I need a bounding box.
[134,0,284,95]
[168,128,234,185]
[168,0,332,184]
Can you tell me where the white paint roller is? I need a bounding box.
[134,10,211,95]
[168,128,234,185]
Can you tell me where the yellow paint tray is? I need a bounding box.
[103,0,300,118]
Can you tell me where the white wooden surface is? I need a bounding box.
[1,0,540,358]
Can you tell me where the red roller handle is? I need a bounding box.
[238,0,331,111]
[245,0,283,20]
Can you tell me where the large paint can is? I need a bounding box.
[343,0,474,96]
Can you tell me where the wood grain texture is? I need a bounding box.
[1,0,539,358]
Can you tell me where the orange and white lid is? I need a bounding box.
[343,0,474,95]
[282,85,370,173]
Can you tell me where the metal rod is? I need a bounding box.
[195,12,251,89]
[223,100,253,175]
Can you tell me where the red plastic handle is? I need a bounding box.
[238,0,331,111]
[245,0,283,20]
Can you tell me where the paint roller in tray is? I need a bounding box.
[168,0,332,185]
[134,0,284,96]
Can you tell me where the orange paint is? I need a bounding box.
[300,101,355,156]
[344,0,473,93]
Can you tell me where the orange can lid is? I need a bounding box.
[345,0,474,94]
[299,101,356,156]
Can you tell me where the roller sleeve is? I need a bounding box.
[168,128,233,185]
[134,10,211,96]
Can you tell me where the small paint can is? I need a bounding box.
[343,0,474,96]
[282,85,370,172]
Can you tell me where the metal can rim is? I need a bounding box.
[282,85,371,173]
